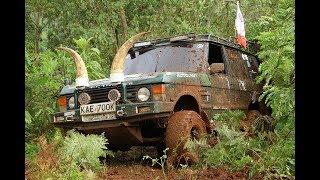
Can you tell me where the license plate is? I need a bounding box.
[82,113,116,122]
[80,102,116,115]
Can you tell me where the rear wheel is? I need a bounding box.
[240,110,261,133]
[240,110,275,135]
[165,110,206,166]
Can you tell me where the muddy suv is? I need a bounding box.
[53,33,268,162]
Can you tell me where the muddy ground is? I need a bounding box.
[98,146,261,180]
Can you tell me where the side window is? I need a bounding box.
[225,47,249,79]
[208,43,225,74]
[245,54,259,79]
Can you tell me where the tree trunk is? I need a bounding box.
[119,6,128,41]
[115,28,120,51]
[34,10,41,63]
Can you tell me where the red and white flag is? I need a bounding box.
[235,1,247,48]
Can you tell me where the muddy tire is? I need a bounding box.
[240,110,261,133]
[253,115,275,133]
[165,110,206,166]
[241,110,275,135]
[247,110,261,122]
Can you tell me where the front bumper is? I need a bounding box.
[52,101,174,129]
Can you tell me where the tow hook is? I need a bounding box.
[117,109,124,116]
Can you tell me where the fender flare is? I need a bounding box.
[172,91,212,133]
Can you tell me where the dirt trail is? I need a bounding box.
[98,146,253,180]
[99,146,165,180]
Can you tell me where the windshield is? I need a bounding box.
[124,42,208,75]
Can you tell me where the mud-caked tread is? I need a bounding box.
[241,110,275,136]
[246,110,261,123]
[240,110,261,133]
[253,115,275,133]
[165,110,206,165]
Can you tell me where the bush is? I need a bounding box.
[255,0,295,122]
[60,130,114,172]
[249,120,295,178]
[25,37,105,141]
[249,136,295,179]
[25,142,40,161]
[203,123,253,171]
[25,130,113,180]
[200,110,294,179]
[213,110,245,129]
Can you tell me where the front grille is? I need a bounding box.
[126,85,140,102]
[77,85,123,106]
[126,85,151,103]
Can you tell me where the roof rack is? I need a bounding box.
[134,33,259,55]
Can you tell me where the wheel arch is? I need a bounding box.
[248,100,272,115]
[173,94,200,113]
[173,94,212,133]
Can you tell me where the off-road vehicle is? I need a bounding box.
[53,32,269,163]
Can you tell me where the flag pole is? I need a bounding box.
[234,21,237,43]
[233,1,238,43]
[235,1,238,44]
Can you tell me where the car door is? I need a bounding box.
[222,46,260,109]
[206,42,236,112]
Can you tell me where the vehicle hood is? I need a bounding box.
[60,72,210,95]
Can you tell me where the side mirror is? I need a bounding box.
[209,63,225,74]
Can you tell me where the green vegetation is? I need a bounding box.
[60,130,114,171]
[26,0,294,179]
[202,110,295,178]
[25,130,113,180]
[143,148,169,180]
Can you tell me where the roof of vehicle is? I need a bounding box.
[133,33,260,56]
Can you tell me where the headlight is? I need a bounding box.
[78,92,91,105]
[137,87,150,102]
[68,97,75,109]
[108,89,121,102]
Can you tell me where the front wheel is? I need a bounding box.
[165,110,206,166]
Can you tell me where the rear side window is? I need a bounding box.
[207,43,226,74]
[246,54,259,79]
[225,47,249,79]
